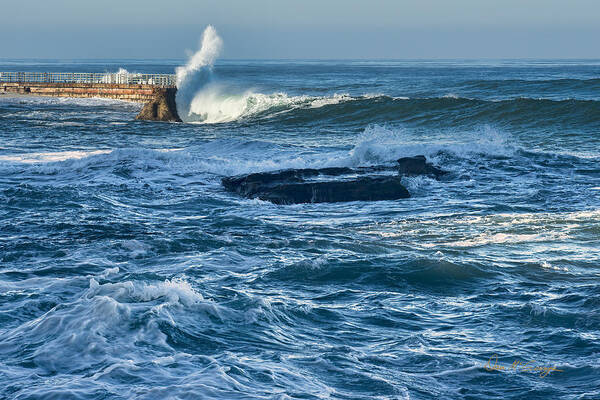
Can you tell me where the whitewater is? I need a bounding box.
[1,27,599,399]
[174,26,371,124]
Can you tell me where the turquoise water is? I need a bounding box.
[1,59,599,399]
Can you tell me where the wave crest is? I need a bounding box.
[187,88,355,124]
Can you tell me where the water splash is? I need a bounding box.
[175,26,223,122]
[174,26,358,123]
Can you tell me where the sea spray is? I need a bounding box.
[174,25,278,124]
[175,25,223,121]
[175,26,359,123]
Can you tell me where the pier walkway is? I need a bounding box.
[0,71,177,103]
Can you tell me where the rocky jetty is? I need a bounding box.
[222,156,446,204]
[136,88,182,122]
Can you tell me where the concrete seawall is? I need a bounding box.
[1,82,181,122]
[1,82,160,103]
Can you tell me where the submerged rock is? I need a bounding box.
[397,155,446,178]
[136,88,182,122]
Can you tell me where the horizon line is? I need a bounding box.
[2,57,600,62]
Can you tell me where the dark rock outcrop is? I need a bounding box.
[224,174,409,205]
[397,155,446,178]
[222,167,355,197]
[260,178,410,204]
[222,168,409,204]
[222,156,446,204]
[136,88,182,122]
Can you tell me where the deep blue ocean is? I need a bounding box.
[1,57,599,399]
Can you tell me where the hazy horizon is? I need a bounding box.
[2,57,600,62]
[1,0,599,60]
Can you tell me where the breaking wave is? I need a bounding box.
[173,26,373,124]
[180,85,600,128]
[185,89,358,124]
[173,26,600,126]
[258,96,600,128]
[0,125,526,188]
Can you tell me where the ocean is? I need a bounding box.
[1,53,599,398]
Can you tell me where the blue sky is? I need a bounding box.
[1,0,598,59]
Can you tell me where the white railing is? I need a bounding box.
[0,72,176,87]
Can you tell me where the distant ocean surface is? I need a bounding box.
[1,57,599,399]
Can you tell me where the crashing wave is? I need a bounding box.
[175,26,360,123]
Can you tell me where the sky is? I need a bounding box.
[1,0,599,59]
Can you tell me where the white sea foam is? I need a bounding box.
[101,68,131,84]
[84,276,213,311]
[120,240,150,258]
[442,93,460,99]
[187,89,359,124]
[349,124,517,166]
[0,124,520,187]
[540,260,569,272]
[401,175,437,194]
[441,231,568,248]
[0,150,111,163]
[0,95,137,107]
[0,275,224,375]
[101,68,157,85]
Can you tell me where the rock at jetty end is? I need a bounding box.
[136,88,182,122]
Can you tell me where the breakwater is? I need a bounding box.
[0,72,181,121]
[1,81,161,102]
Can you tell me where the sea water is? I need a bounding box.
[0,46,599,399]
